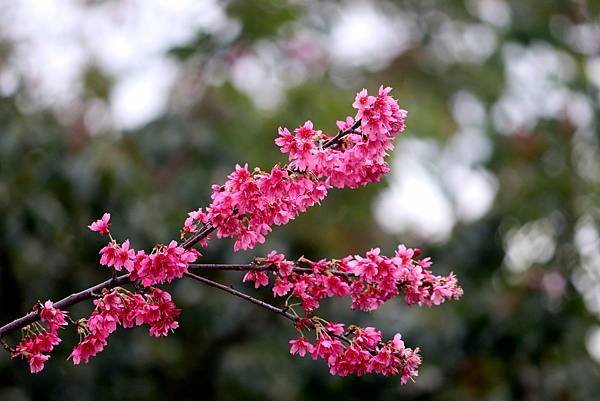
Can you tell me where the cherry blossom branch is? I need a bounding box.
[0,274,131,339]
[180,224,216,250]
[322,118,361,149]
[4,86,439,382]
[184,272,297,321]
[187,263,352,277]
[0,262,348,340]
[183,272,352,345]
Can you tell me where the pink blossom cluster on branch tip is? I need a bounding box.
[290,327,420,384]
[247,246,463,313]
[11,301,67,373]
[243,246,461,383]
[69,288,179,365]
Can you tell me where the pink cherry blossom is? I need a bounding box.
[272,278,293,296]
[243,271,269,288]
[289,337,314,357]
[12,331,62,373]
[28,353,49,373]
[99,240,135,271]
[88,213,111,235]
[38,300,67,332]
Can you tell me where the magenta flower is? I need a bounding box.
[272,279,293,297]
[289,337,314,357]
[88,213,111,235]
[28,353,49,374]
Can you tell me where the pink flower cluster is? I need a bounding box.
[5,85,462,384]
[289,324,421,384]
[11,301,67,373]
[243,245,461,382]
[69,288,180,365]
[275,86,406,189]
[247,246,463,313]
[205,164,329,251]
[99,240,199,287]
[178,86,405,252]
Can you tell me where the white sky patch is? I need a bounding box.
[445,165,497,223]
[572,215,600,318]
[452,91,487,128]
[586,326,600,363]
[0,67,19,97]
[0,0,233,129]
[110,59,178,130]
[231,49,284,110]
[566,92,594,130]
[374,141,455,242]
[445,128,493,165]
[467,0,512,29]
[327,2,419,70]
[586,57,600,90]
[430,20,497,64]
[504,218,556,273]
[493,42,576,134]
[374,134,497,243]
[566,23,600,56]
[573,137,600,184]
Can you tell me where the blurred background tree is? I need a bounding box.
[0,0,599,400]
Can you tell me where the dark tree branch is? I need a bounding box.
[0,260,353,340]
[181,224,216,250]
[184,272,297,322]
[0,274,131,339]
[322,118,361,149]
[184,272,351,345]
[188,263,352,277]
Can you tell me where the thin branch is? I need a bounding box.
[184,272,351,345]
[181,224,216,250]
[0,274,131,339]
[189,263,270,272]
[184,272,297,322]
[322,118,361,149]
[188,263,352,277]
[0,338,14,353]
[0,261,352,340]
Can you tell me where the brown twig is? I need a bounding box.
[0,259,353,341]
[184,272,297,322]
[181,224,216,250]
[0,338,14,352]
[188,263,352,277]
[183,272,351,345]
[322,118,361,149]
[0,274,131,339]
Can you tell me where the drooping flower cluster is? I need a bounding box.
[11,301,67,373]
[289,321,421,384]
[69,288,180,364]
[247,246,463,313]
[240,245,462,383]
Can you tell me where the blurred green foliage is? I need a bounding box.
[0,1,599,400]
